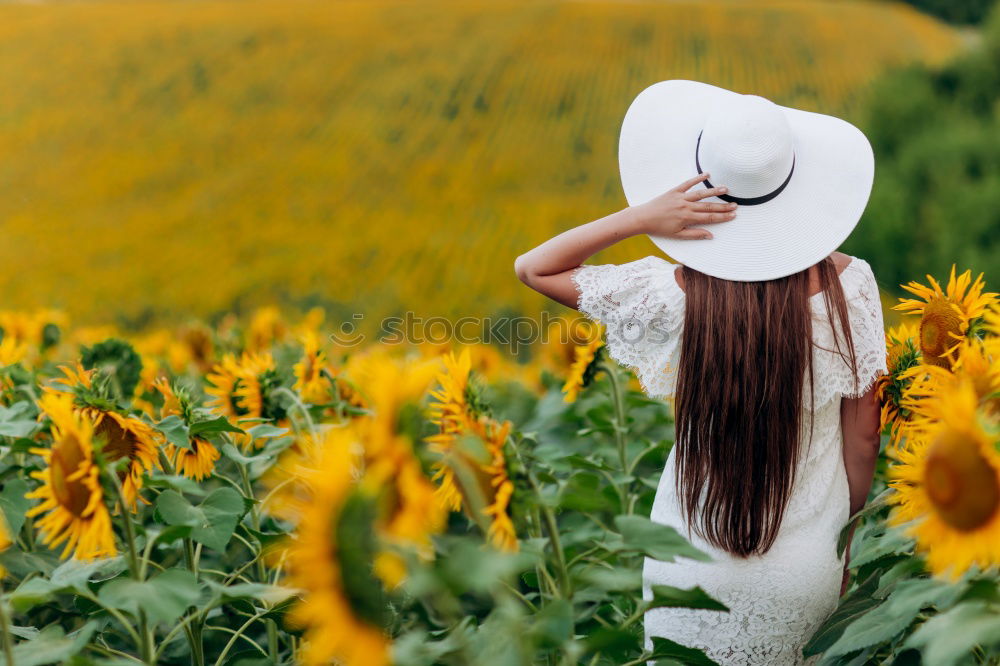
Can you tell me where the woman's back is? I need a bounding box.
[570,253,886,665]
[570,253,884,409]
[515,79,881,666]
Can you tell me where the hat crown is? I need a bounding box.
[697,95,795,199]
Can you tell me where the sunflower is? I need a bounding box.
[894,266,998,369]
[885,435,934,524]
[543,317,599,370]
[283,430,391,666]
[206,352,282,449]
[426,349,518,551]
[294,306,326,340]
[153,378,221,481]
[269,349,447,597]
[985,305,1000,337]
[231,352,279,423]
[562,337,605,403]
[90,411,162,510]
[46,363,162,510]
[362,438,449,585]
[341,352,449,582]
[426,349,475,511]
[331,371,368,412]
[293,331,328,404]
[480,417,517,552]
[260,430,333,524]
[153,376,184,419]
[345,348,439,458]
[901,339,1000,431]
[268,347,447,554]
[875,322,922,448]
[27,393,117,560]
[886,380,1000,580]
[246,306,288,353]
[260,424,367,526]
[0,336,28,367]
[205,354,246,420]
[0,309,67,368]
[168,437,220,482]
[179,323,215,372]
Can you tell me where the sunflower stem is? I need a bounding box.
[604,363,632,514]
[153,608,207,663]
[274,386,317,439]
[238,464,280,663]
[182,538,206,666]
[508,434,560,599]
[528,507,559,598]
[0,579,16,666]
[108,469,154,664]
[157,448,176,476]
[80,591,143,646]
[110,476,141,581]
[525,473,570,599]
[211,608,272,666]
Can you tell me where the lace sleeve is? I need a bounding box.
[810,258,888,405]
[570,256,685,399]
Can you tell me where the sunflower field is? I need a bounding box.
[0,263,995,666]
[0,0,964,329]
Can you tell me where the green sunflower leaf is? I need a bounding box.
[245,423,289,440]
[903,600,1000,665]
[803,569,882,656]
[154,414,191,450]
[649,636,720,665]
[98,568,202,625]
[647,584,729,612]
[189,415,245,437]
[155,487,246,551]
[0,402,40,438]
[0,477,33,536]
[205,580,300,607]
[0,621,97,666]
[612,515,712,563]
[9,558,126,612]
[823,576,968,657]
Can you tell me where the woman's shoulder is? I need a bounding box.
[572,255,681,304]
[571,255,686,346]
[832,252,879,299]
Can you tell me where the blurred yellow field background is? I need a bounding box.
[0,0,963,329]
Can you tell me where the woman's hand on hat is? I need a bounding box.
[634,172,737,240]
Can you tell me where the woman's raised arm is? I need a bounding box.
[514,172,736,309]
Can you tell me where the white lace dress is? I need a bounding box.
[571,254,887,666]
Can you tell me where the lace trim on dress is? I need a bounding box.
[571,256,685,400]
[570,255,887,409]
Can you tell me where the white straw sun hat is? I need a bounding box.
[619,79,875,281]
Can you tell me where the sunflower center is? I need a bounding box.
[924,429,1000,531]
[920,298,963,368]
[95,417,137,462]
[50,436,91,516]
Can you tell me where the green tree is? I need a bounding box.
[902,0,996,25]
[845,5,1000,290]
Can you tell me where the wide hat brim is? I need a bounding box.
[619,80,874,281]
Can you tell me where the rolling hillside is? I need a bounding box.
[0,0,963,329]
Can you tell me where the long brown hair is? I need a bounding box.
[673,256,858,557]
